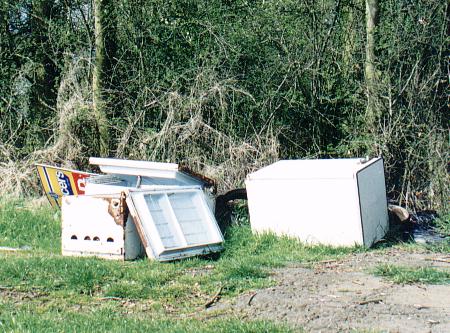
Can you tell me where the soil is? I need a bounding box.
[210,248,450,333]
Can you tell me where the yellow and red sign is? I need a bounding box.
[36,164,96,208]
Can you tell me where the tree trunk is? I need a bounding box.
[93,0,116,157]
[28,1,61,146]
[365,0,379,129]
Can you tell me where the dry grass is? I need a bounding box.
[0,65,279,197]
[0,56,98,198]
[130,68,280,193]
[0,149,39,197]
[138,113,279,193]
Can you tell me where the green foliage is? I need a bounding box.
[0,0,448,212]
[65,105,102,159]
[435,213,450,236]
[374,264,450,284]
[362,0,449,211]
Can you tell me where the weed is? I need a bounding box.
[373,264,450,284]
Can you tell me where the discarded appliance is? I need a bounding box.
[61,192,143,260]
[126,187,223,261]
[56,158,224,261]
[36,164,96,208]
[85,158,216,210]
[245,157,389,247]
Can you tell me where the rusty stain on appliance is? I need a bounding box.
[105,192,129,226]
[178,164,216,189]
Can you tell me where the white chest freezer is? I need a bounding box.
[245,157,388,247]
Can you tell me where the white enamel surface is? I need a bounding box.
[89,157,180,180]
[89,157,178,171]
[61,196,125,259]
[61,195,144,260]
[127,188,223,260]
[247,158,378,180]
[245,157,388,247]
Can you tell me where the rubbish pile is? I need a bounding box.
[37,158,223,261]
[36,157,395,261]
[386,202,449,244]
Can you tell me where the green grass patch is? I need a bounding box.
[423,240,450,254]
[0,222,360,302]
[0,197,362,330]
[0,198,362,302]
[0,299,293,333]
[373,264,450,284]
[0,198,60,252]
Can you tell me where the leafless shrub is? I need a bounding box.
[0,65,278,197]
[360,68,448,212]
[31,55,100,169]
[130,68,279,193]
[0,55,98,198]
[0,145,38,197]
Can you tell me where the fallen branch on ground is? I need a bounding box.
[247,292,257,306]
[204,285,223,308]
[358,298,383,305]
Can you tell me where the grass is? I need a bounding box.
[0,198,360,331]
[374,264,450,284]
[435,212,450,236]
[2,198,447,331]
[0,198,60,252]
[0,300,293,332]
[0,301,294,333]
[0,211,361,300]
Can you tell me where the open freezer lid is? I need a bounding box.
[126,188,223,261]
[247,157,382,181]
[89,157,215,188]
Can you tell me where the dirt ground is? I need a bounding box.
[210,249,450,333]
